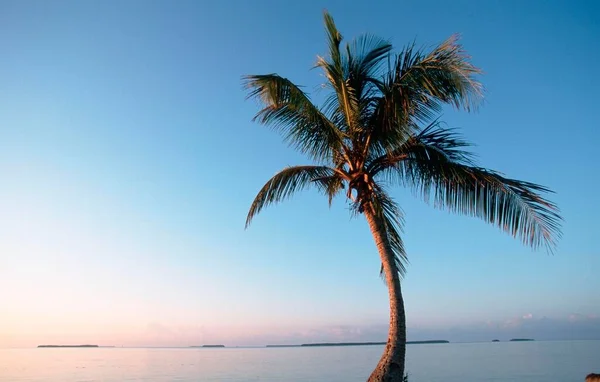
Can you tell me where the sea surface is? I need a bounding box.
[1,340,598,381]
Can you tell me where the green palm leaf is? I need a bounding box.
[367,36,483,156]
[350,184,408,278]
[372,187,408,278]
[372,126,562,252]
[246,165,339,227]
[243,74,345,162]
[316,12,361,135]
[393,35,483,114]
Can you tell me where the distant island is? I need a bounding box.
[510,338,534,342]
[38,345,99,348]
[492,339,500,342]
[299,340,449,347]
[190,345,225,348]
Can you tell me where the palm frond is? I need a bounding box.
[317,11,360,136]
[323,11,343,74]
[352,185,408,278]
[374,127,562,252]
[366,35,483,155]
[317,11,345,95]
[374,188,408,278]
[243,74,345,162]
[246,165,339,227]
[313,174,346,207]
[395,35,483,113]
[367,120,475,176]
[346,34,393,139]
[346,34,392,102]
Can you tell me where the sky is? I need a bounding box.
[0,0,599,348]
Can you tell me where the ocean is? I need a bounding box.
[1,340,598,381]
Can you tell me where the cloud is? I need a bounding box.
[130,313,600,346]
[131,313,600,346]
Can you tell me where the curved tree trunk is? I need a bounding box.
[364,206,407,382]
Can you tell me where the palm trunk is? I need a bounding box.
[364,205,407,382]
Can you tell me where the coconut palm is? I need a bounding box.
[243,12,561,382]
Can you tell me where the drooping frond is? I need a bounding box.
[372,126,562,252]
[246,165,339,227]
[352,185,408,278]
[243,74,345,161]
[373,188,408,278]
[314,174,346,206]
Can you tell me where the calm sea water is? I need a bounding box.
[1,341,598,381]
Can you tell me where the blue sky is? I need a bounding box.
[0,0,598,347]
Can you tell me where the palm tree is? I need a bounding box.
[243,12,562,382]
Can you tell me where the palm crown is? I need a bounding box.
[244,12,562,277]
